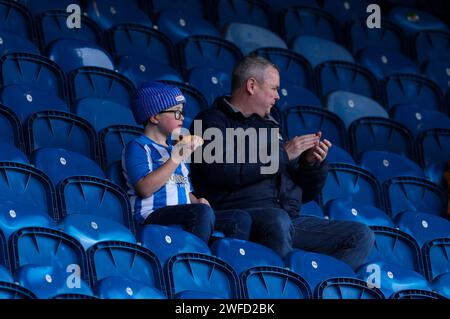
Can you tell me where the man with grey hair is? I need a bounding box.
[190,55,374,270]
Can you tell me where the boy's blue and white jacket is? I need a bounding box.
[122,135,192,223]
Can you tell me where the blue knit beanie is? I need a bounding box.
[132,82,186,124]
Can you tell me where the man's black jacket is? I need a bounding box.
[189,96,329,217]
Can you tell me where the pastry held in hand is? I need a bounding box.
[171,135,204,164]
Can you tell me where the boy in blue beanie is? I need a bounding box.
[122,82,251,243]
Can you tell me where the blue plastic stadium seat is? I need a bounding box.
[0,282,36,299]
[37,9,102,50]
[52,293,97,299]
[0,31,39,56]
[117,55,183,87]
[215,0,271,29]
[159,80,208,129]
[391,289,446,299]
[188,67,231,107]
[324,199,394,227]
[88,241,166,297]
[357,46,418,79]
[414,30,450,65]
[25,111,99,162]
[16,0,79,16]
[421,58,450,93]
[382,73,445,113]
[364,226,423,274]
[0,84,69,125]
[325,144,355,165]
[299,200,324,218]
[57,176,134,232]
[276,84,321,111]
[395,211,450,247]
[156,10,220,45]
[291,36,354,68]
[315,277,385,299]
[418,129,450,169]
[85,0,152,31]
[166,253,240,299]
[98,125,143,169]
[94,276,166,299]
[424,162,447,189]
[431,272,450,298]
[241,266,311,299]
[0,232,9,272]
[0,142,29,164]
[0,163,57,240]
[68,67,135,111]
[0,53,67,102]
[224,22,287,55]
[268,0,319,12]
[383,176,447,219]
[211,238,284,276]
[59,214,136,250]
[106,160,127,191]
[0,0,34,40]
[283,106,347,149]
[392,105,450,137]
[282,6,337,43]
[349,117,416,161]
[325,91,388,129]
[316,61,378,100]
[388,7,448,36]
[357,261,430,298]
[320,163,384,209]
[48,39,114,75]
[137,224,210,267]
[286,249,356,292]
[0,105,24,150]
[151,0,205,17]
[346,18,404,55]
[359,150,425,183]
[31,148,105,187]
[251,47,315,91]
[179,35,242,74]
[423,238,450,282]
[322,0,370,25]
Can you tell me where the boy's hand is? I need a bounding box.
[171,135,204,164]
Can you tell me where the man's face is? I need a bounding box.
[254,66,280,117]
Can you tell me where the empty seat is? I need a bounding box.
[31,148,105,187]
[326,144,355,165]
[423,238,450,282]
[283,106,347,149]
[215,0,271,29]
[282,6,337,43]
[286,249,356,292]
[0,282,36,299]
[324,199,394,227]
[25,111,99,162]
[37,9,102,50]
[322,0,370,25]
[415,30,450,65]
[325,91,388,129]
[179,35,242,74]
[94,276,166,299]
[0,162,57,239]
[0,232,9,271]
[392,105,450,137]
[0,31,39,56]
[188,67,231,107]
[346,18,404,55]
[421,58,450,93]
[57,176,134,232]
[156,10,220,44]
[138,224,210,267]
[320,163,384,209]
[0,84,69,125]
[299,200,324,218]
[391,289,446,299]
[68,67,135,111]
[349,117,416,161]
[383,177,447,219]
[315,277,385,299]
[424,162,447,189]
[316,61,378,100]
[59,214,136,250]
[268,0,319,12]
[430,272,450,298]
[98,125,143,169]
[0,0,34,41]
[0,105,24,150]
[359,150,425,183]
[381,73,445,113]
[357,261,430,298]
[85,0,152,31]
[0,53,67,102]
[396,211,450,247]
[106,160,127,191]
[276,83,321,110]
[291,36,354,68]
[0,142,29,164]
[16,0,79,16]
[365,226,423,274]
[87,241,166,297]
[224,22,286,55]
[151,0,205,17]
[418,128,450,169]
[357,46,418,79]
[251,47,315,91]
[48,39,114,75]
[388,7,448,36]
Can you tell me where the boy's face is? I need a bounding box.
[154,103,184,135]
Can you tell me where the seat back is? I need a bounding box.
[423,239,450,281]
[188,67,231,107]
[392,105,450,137]
[415,30,450,64]
[0,0,34,40]
[315,277,385,299]
[418,128,450,168]
[0,105,24,150]
[215,0,271,29]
